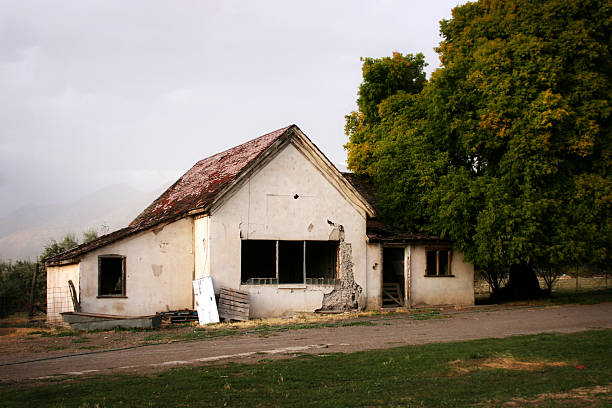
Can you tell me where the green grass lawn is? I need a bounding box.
[3,330,611,407]
[476,287,612,306]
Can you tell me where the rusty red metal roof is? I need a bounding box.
[46,125,294,264]
[130,125,293,230]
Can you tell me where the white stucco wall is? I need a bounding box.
[193,215,210,280]
[77,217,195,316]
[365,243,383,310]
[46,263,79,326]
[409,245,474,306]
[208,142,368,317]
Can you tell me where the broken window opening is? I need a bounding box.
[241,240,339,285]
[425,248,452,276]
[305,241,338,285]
[241,240,277,284]
[98,255,126,297]
[278,241,304,284]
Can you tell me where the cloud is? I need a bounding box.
[0,0,466,215]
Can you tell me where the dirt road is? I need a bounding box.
[2,302,611,382]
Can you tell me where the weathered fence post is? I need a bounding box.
[28,263,38,317]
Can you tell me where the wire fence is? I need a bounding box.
[46,285,74,326]
[475,275,611,297]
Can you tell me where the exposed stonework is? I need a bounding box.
[318,231,363,311]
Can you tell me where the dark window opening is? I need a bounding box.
[240,240,339,285]
[278,241,304,284]
[98,256,125,296]
[425,249,452,276]
[426,250,437,276]
[241,240,277,284]
[306,241,338,285]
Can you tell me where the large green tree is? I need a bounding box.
[346,0,611,298]
[345,52,428,176]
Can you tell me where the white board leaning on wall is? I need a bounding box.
[193,277,220,325]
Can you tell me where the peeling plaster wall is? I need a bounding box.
[365,243,383,310]
[193,215,210,279]
[208,142,368,316]
[78,217,195,316]
[318,240,362,311]
[46,263,79,325]
[409,245,474,306]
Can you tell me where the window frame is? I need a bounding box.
[424,247,453,277]
[240,240,339,285]
[97,254,127,298]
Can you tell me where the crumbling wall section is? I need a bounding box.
[318,228,363,311]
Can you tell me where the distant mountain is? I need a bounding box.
[0,184,167,261]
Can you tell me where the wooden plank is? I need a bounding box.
[221,314,248,322]
[220,288,249,298]
[219,292,249,301]
[218,308,248,318]
[220,308,248,316]
[219,306,249,314]
[218,298,249,307]
[218,302,249,310]
[219,311,249,320]
[218,301,249,310]
[220,287,249,296]
[218,286,250,321]
[220,296,248,304]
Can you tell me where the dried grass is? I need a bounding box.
[0,327,48,341]
[502,383,612,407]
[449,355,569,374]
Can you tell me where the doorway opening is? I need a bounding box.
[382,247,405,307]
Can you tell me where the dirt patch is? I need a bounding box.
[0,327,46,339]
[449,356,569,374]
[502,383,612,407]
[0,312,366,364]
[2,302,612,383]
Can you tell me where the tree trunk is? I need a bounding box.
[495,264,542,301]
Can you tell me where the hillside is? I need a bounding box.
[0,184,166,261]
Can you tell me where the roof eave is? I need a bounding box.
[45,257,81,267]
[289,127,376,218]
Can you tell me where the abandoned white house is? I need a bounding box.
[45,125,474,324]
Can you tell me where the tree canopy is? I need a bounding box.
[40,233,80,261]
[345,0,611,297]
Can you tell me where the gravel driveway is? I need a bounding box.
[2,302,611,382]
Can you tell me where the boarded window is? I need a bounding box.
[241,240,277,284]
[425,249,452,276]
[305,241,338,284]
[98,255,125,296]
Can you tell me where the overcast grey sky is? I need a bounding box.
[0,0,466,216]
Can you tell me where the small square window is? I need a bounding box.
[98,255,126,296]
[425,249,452,277]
